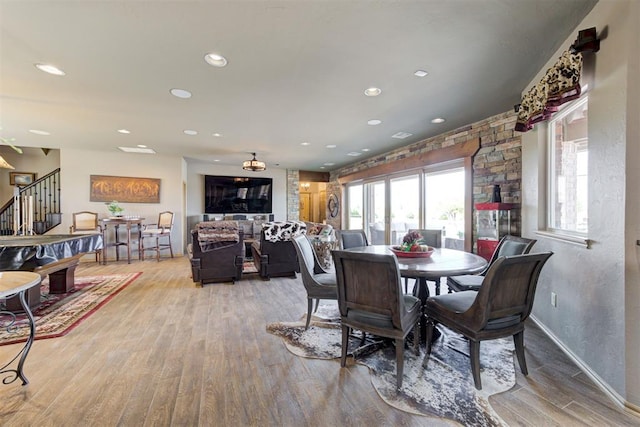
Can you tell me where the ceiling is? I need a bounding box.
[0,0,597,172]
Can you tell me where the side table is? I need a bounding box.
[0,271,41,385]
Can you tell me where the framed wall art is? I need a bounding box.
[90,175,161,203]
[9,172,36,187]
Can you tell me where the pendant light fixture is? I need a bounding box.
[242,152,266,172]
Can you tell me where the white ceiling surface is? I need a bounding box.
[0,1,597,171]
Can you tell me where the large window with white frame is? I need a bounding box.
[548,96,588,235]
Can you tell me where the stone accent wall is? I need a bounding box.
[286,169,300,221]
[328,110,522,235]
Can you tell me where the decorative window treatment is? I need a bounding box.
[515,50,583,132]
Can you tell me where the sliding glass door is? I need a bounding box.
[344,164,465,247]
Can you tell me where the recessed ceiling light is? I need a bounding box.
[212,133,222,137]
[326,144,337,149]
[323,162,335,166]
[431,117,446,124]
[137,144,147,148]
[347,152,362,157]
[213,159,220,162]
[361,148,370,152]
[117,129,130,134]
[29,129,50,135]
[204,52,228,67]
[367,119,382,125]
[300,142,311,146]
[183,130,198,135]
[414,70,429,77]
[320,166,326,169]
[364,87,382,97]
[170,88,192,99]
[392,132,412,139]
[118,146,156,154]
[35,63,65,76]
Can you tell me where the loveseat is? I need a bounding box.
[189,221,244,285]
[251,221,306,279]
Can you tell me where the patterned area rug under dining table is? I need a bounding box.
[267,302,516,427]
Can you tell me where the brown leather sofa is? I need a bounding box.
[189,222,244,285]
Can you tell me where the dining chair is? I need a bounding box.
[447,235,536,292]
[422,251,553,390]
[332,249,421,389]
[336,229,369,249]
[141,211,174,261]
[69,211,102,262]
[292,235,338,329]
[404,228,443,294]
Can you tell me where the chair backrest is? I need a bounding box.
[336,229,369,249]
[469,252,553,330]
[481,235,537,275]
[332,250,405,330]
[158,211,174,229]
[407,229,442,248]
[292,235,325,288]
[72,211,99,231]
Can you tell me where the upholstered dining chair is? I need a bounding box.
[447,235,536,292]
[292,235,338,329]
[422,251,553,390]
[69,211,102,262]
[141,211,174,261]
[403,229,443,294]
[332,249,421,389]
[336,229,369,250]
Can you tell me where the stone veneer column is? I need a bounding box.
[286,169,299,221]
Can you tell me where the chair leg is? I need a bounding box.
[514,331,528,376]
[422,319,436,367]
[395,338,404,389]
[434,277,441,295]
[168,235,174,258]
[305,299,313,330]
[340,325,349,367]
[404,277,408,293]
[313,299,320,313]
[469,340,482,390]
[155,236,160,262]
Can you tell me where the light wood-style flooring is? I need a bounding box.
[0,257,638,426]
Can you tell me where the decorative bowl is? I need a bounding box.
[390,246,434,258]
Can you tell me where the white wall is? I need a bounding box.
[59,148,185,256]
[521,0,639,408]
[0,147,60,201]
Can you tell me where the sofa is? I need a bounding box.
[251,221,306,279]
[189,221,244,285]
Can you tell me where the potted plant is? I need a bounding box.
[106,200,124,217]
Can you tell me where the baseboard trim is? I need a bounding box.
[530,316,640,418]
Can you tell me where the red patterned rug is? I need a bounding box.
[0,273,142,346]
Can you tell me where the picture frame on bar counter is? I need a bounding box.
[9,172,36,187]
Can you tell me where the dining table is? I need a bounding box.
[342,245,487,342]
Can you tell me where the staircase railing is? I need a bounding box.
[0,168,61,235]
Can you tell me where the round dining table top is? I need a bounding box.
[343,245,487,279]
[0,271,41,298]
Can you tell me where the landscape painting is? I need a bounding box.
[90,175,160,203]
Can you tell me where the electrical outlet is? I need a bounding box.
[551,292,558,307]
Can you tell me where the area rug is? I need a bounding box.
[243,260,258,274]
[0,273,142,346]
[266,303,515,426]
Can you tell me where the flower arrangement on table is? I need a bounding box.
[399,230,432,253]
[106,200,124,217]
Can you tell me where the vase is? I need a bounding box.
[491,185,502,203]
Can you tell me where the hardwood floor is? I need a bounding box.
[1,257,638,426]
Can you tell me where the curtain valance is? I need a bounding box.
[515,50,583,132]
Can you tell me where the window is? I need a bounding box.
[548,96,588,235]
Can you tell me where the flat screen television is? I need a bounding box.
[204,175,272,214]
